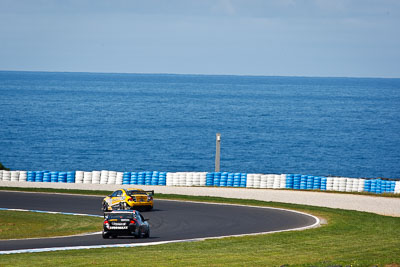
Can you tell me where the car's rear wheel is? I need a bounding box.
[118,202,128,210]
[102,202,109,212]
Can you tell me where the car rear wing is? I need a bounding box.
[145,190,154,196]
[126,190,155,196]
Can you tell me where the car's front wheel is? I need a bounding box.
[135,229,142,239]
[144,229,150,238]
[102,231,109,239]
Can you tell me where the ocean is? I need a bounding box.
[0,71,399,179]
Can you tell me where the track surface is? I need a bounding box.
[0,191,317,251]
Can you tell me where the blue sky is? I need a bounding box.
[0,0,399,78]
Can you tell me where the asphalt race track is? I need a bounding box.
[0,191,318,252]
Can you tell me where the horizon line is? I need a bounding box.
[0,69,399,80]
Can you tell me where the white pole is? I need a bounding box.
[215,133,221,172]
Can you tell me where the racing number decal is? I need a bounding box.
[111,196,125,205]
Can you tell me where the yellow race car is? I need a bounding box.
[102,188,154,211]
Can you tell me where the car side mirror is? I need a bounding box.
[144,218,149,221]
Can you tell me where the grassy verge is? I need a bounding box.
[0,186,112,196]
[0,185,399,198]
[0,210,102,239]
[0,188,399,266]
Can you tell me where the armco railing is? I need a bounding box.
[0,170,399,195]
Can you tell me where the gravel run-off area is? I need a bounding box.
[1,181,399,217]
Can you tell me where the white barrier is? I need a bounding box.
[246,174,254,188]
[19,171,27,182]
[395,181,400,194]
[253,174,261,188]
[75,171,84,183]
[83,172,92,184]
[11,171,19,182]
[345,178,353,192]
[2,171,10,182]
[186,173,193,186]
[166,173,173,186]
[164,172,208,187]
[280,174,286,189]
[332,177,339,191]
[100,170,108,184]
[326,177,334,191]
[116,172,123,185]
[338,178,346,192]
[199,173,207,186]
[259,175,267,189]
[92,171,101,184]
[273,175,280,189]
[358,179,365,192]
[108,171,117,184]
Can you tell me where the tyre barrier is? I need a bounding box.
[0,170,399,195]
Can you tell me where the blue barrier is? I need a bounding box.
[50,171,58,183]
[227,173,234,187]
[320,177,327,190]
[300,175,307,190]
[220,172,228,187]
[67,171,75,183]
[27,171,35,182]
[364,180,371,192]
[151,171,159,186]
[35,171,43,182]
[286,174,294,189]
[145,171,152,185]
[213,172,221,186]
[122,172,131,185]
[293,174,301,189]
[389,180,396,193]
[233,173,241,187]
[240,173,247,187]
[206,173,214,186]
[158,172,167,186]
[58,172,67,183]
[138,172,145,185]
[306,175,314,190]
[313,176,321,190]
[130,172,138,185]
[43,172,51,182]
[370,179,377,193]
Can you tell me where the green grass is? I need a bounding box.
[0,186,112,196]
[1,185,399,198]
[0,188,399,266]
[0,210,102,239]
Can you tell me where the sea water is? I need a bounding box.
[0,71,399,178]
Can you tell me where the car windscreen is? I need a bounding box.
[107,213,135,219]
[126,190,147,195]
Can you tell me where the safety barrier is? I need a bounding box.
[0,170,399,195]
